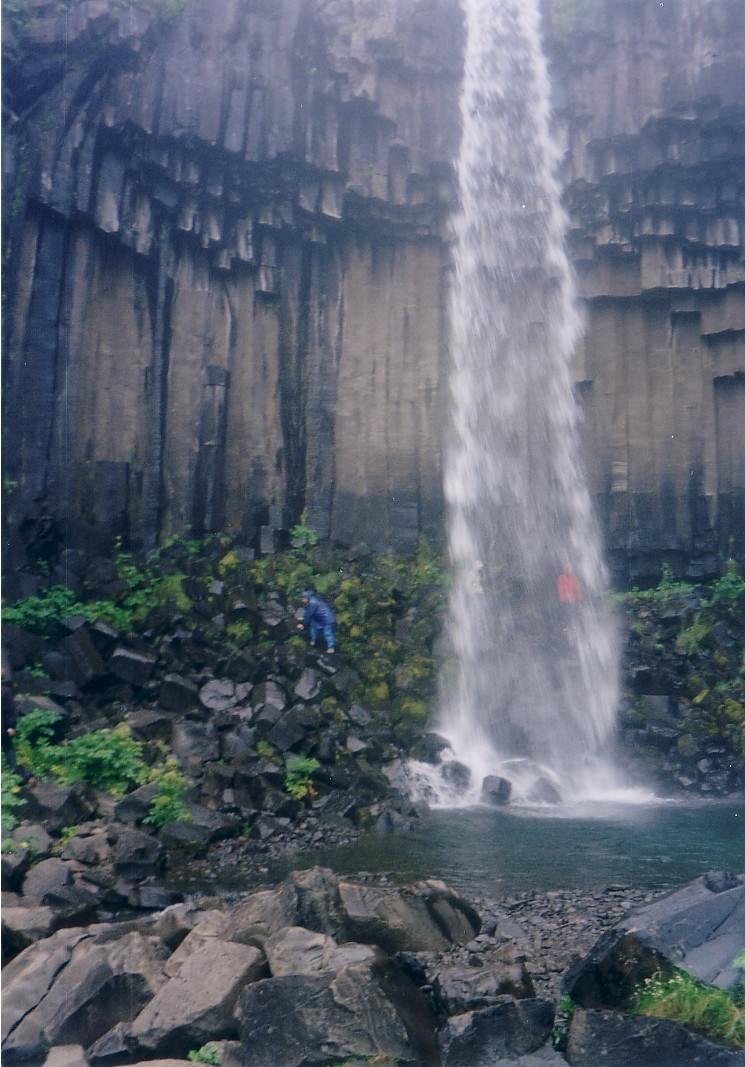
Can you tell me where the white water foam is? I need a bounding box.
[410,0,644,808]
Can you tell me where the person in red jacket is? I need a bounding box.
[557,562,582,604]
[556,563,582,630]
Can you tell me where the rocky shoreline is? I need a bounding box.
[160,829,664,1001]
[4,856,744,1066]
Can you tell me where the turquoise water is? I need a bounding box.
[289,798,744,896]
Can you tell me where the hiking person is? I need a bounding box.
[297,591,336,653]
[556,562,582,628]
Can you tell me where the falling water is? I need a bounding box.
[408,0,627,806]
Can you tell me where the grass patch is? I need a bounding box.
[630,969,745,1049]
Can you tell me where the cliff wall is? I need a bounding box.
[2,0,744,581]
[548,0,745,579]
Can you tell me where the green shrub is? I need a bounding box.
[144,761,191,828]
[2,586,80,632]
[14,706,64,776]
[551,994,574,1052]
[676,615,710,656]
[289,521,319,547]
[17,711,148,798]
[2,544,196,637]
[226,620,253,645]
[1,754,26,834]
[49,724,148,798]
[710,560,745,604]
[398,697,428,723]
[630,969,745,1049]
[284,756,320,801]
[626,563,695,610]
[187,1045,221,1066]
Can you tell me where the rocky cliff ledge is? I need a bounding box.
[2,0,744,579]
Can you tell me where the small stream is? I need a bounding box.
[173,797,744,901]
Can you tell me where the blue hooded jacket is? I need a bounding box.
[301,592,335,627]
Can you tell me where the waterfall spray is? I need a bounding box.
[408,0,625,806]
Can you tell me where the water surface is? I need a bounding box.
[280,799,744,898]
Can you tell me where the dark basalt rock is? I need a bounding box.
[109,647,157,688]
[233,962,436,1067]
[22,782,98,835]
[481,774,512,807]
[565,1008,745,1067]
[439,998,555,1067]
[563,871,745,1010]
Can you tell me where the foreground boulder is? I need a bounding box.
[626,870,745,989]
[1,867,481,1065]
[566,1007,745,1066]
[119,936,266,1057]
[563,872,745,1007]
[338,878,481,952]
[439,998,555,1066]
[2,927,168,1063]
[231,960,438,1067]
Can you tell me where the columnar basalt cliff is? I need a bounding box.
[2,0,744,581]
[548,0,745,581]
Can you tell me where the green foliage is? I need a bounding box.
[187,1044,221,1066]
[14,706,64,774]
[626,563,695,611]
[290,521,319,547]
[226,620,253,646]
[409,537,448,589]
[16,710,148,798]
[15,707,192,813]
[217,550,241,577]
[551,994,574,1052]
[2,546,195,636]
[144,760,191,828]
[47,724,148,798]
[657,563,694,604]
[256,740,277,760]
[2,586,81,632]
[711,560,745,604]
[676,614,710,656]
[630,969,745,1049]
[1,754,26,834]
[284,756,320,801]
[397,697,428,722]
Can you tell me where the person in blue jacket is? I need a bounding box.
[298,591,336,653]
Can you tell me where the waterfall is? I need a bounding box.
[409,0,625,806]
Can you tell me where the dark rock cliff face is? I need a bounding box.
[2,0,744,581]
[545,0,745,581]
